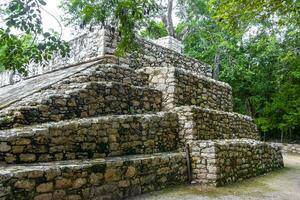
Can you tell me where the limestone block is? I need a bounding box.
[36,182,53,193]
[0,142,11,152]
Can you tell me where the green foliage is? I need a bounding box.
[61,0,158,55]
[0,0,69,75]
[256,31,300,133]
[209,0,300,32]
[0,60,4,72]
[182,0,300,140]
[121,0,300,140]
[115,0,158,55]
[140,21,168,39]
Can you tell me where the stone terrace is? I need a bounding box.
[0,28,283,200]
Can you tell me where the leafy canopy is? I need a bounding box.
[165,0,300,140]
[210,0,300,32]
[61,0,158,55]
[0,0,69,74]
[203,0,300,139]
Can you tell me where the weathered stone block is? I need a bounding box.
[0,79,162,129]
[0,153,187,199]
[191,139,284,186]
[139,67,232,111]
[0,142,10,152]
[36,182,53,193]
[55,178,73,189]
[14,180,35,190]
[34,193,52,200]
[175,106,259,146]
[0,112,178,164]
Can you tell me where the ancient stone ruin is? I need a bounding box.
[0,28,283,199]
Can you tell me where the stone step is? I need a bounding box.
[139,67,233,111]
[0,59,103,111]
[0,152,187,200]
[175,106,259,146]
[0,112,178,164]
[53,63,149,88]
[0,82,162,130]
[190,139,283,186]
[2,77,151,108]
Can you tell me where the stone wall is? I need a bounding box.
[123,38,212,77]
[0,26,285,199]
[270,143,300,154]
[28,30,106,75]
[0,152,187,200]
[0,29,107,87]
[103,29,212,77]
[191,139,284,186]
[0,71,22,87]
[173,69,231,111]
[0,112,178,164]
[139,67,231,111]
[152,36,183,53]
[0,80,162,129]
[55,63,150,88]
[175,106,260,147]
[0,28,212,87]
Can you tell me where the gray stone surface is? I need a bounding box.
[175,106,259,147]
[0,59,104,109]
[270,142,300,154]
[190,139,283,186]
[0,28,212,87]
[0,112,178,164]
[152,36,183,53]
[0,29,107,87]
[0,61,162,129]
[139,67,232,111]
[0,152,187,200]
[128,154,300,200]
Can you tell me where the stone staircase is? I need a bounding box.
[0,28,283,200]
[0,63,161,130]
[0,59,188,200]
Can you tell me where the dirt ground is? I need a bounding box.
[129,154,300,200]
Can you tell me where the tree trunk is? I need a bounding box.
[166,0,175,37]
[213,52,221,80]
[9,71,15,85]
[245,98,256,118]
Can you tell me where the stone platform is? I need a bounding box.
[0,28,283,199]
[0,152,187,200]
[0,79,162,129]
[139,67,232,111]
[0,112,178,164]
[175,106,259,143]
[190,139,283,186]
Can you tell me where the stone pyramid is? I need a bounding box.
[0,28,283,200]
